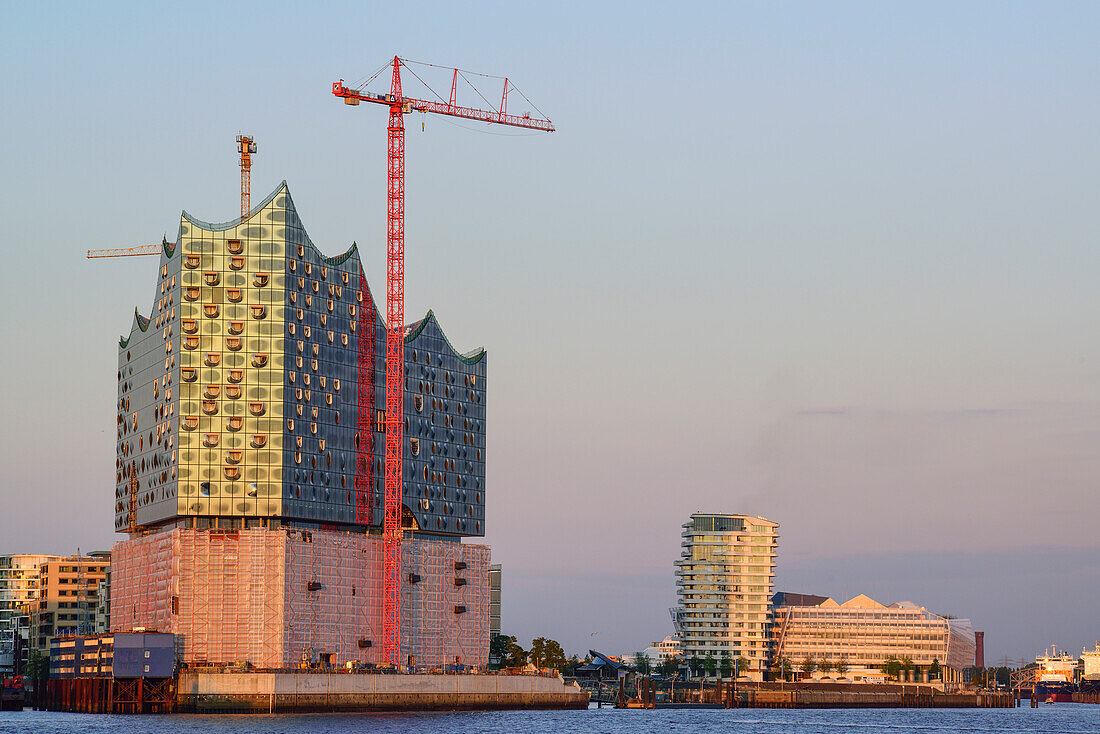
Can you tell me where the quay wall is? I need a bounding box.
[178,671,589,712]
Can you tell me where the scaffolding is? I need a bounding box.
[112,527,489,669]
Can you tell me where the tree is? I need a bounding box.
[529,637,567,670]
[818,658,834,674]
[703,652,717,678]
[719,652,733,679]
[492,635,527,668]
[835,656,849,677]
[26,649,48,682]
[688,656,702,679]
[633,651,650,674]
[901,656,914,673]
[737,657,751,679]
[929,657,942,679]
[660,657,679,678]
[800,656,817,678]
[778,657,793,681]
[564,654,580,675]
[881,656,902,680]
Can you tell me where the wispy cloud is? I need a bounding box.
[797,407,850,417]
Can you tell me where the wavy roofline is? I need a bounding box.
[181,180,288,232]
[406,309,486,365]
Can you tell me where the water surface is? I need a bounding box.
[2,703,1097,733]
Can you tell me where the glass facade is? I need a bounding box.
[115,183,486,537]
[773,595,976,674]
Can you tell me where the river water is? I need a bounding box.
[2,704,1097,733]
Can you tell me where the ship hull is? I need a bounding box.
[1035,681,1076,702]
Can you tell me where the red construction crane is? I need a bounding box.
[334,56,553,665]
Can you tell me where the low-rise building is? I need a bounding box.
[641,635,682,665]
[29,555,109,654]
[0,554,61,673]
[771,593,975,683]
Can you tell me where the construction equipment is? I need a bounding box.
[237,134,256,218]
[87,136,256,258]
[86,242,164,259]
[333,55,553,665]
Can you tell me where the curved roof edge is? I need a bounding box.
[120,307,152,349]
[181,180,289,232]
[405,309,486,365]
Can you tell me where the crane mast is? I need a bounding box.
[335,55,553,665]
[237,134,256,218]
[88,136,257,259]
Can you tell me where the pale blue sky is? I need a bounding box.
[1,2,1098,662]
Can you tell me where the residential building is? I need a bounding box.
[0,554,61,673]
[674,513,779,681]
[771,593,975,682]
[29,555,109,654]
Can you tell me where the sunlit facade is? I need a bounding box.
[772,593,975,681]
[674,513,778,680]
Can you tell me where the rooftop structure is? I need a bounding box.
[674,513,779,681]
[114,182,486,537]
[772,593,975,682]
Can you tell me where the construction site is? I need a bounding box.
[64,56,585,711]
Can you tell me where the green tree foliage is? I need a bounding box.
[737,657,751,678]
[818,658,834,674]
[719,652,733,679]
[800,656,817,677]
[633,651,650,674]
[901,656,914,672]
[491,635,528,668]
[26,649,49,681]
[929,657,941,678]
[529,637,567,670]
[703,652,717,677]
[660,657,679,678]
[779,657,793,681]
[688,656,702,679]
[881,656,902,679]
[835,656,849,676]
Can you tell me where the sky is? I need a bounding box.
[1,2,1097,664]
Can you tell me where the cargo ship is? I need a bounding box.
[1034,645,1076,702]
[1080,642,1100,695]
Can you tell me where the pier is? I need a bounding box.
[616,679,1018,709]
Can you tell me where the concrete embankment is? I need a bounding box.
[734,686,1016,708]
[177,671,589,713]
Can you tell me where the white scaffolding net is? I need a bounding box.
[112,527,489,668]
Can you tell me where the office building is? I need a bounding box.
[772,593,976,682]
